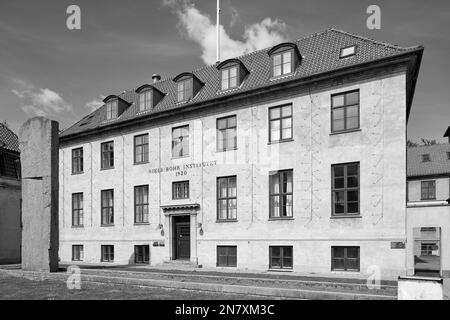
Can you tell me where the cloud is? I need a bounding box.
[11,81,72,117]
[162,0,289,65]
[85,95,106,112]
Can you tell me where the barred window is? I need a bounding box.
[101,189,114,225]
[72,148,83,174]
[72,193,84,227]
[101,141,114,169]
[269,170,293,218]
[173,181,189,200]
[421,181,436,200]
[101,245,114,262]
[331,246,360,271]
[217,246,237,267]
[269,105,292,142]
[332,163,359,216]
[134,134,149,164]
[172,125,189,158]
[217,176,237,221]
[134,185,149,223]
[217,115,237,151]
[331,90,360,132]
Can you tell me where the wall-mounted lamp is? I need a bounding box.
[158,223,164,237]
[198,223,204,236]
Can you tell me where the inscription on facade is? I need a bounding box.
[148,160,217,175]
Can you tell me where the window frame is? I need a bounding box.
[177,78,193,102]
[101,245,114,262]
[134,245,150,264]
[217,246,237,267]
[269,246,293,269]
[331,162,360,216]
[101,189,114,226]
[269,170,293,219]
[106,100,118,120]
[339,45,357,59]
[172,181,190,200]
[220,65,239,91]
[139,89,153,112]
[421,180,436,200]
[72,192,84,227]
[331,90,360,133]
[72,245,84,261]
[216,115,237,152]
[100,141,114,170]
[134,134,149,164]
[134,185,149,224]
[271,49,294,78]
[71,147,83,174]
[171,125,190,158]
[217,176,237,221]
[268,104,293,143]
[331,246,360,272]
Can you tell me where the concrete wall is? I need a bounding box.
[59,66,408,279]
[0,177,21,264]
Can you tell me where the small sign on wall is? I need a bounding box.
[391,241,406,249]
[152,241,165,247]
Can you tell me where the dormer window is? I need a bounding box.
[340,45,357,58]
[106,100,118,120]
[268,43,301,79]
[221,66,238,90]
[217,59,249,92]
[177,78,192,102]
[139,90,152,112]
[173,73,203,103]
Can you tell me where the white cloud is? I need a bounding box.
[162,0,289,65]
[11,81,72,117]
[85,95,106,112]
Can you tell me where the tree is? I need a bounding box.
[420,138,437,146]
[407,140,418,148]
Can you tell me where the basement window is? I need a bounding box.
[340,45,357,58]
[447,152,450,160]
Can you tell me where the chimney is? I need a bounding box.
[444,126,450,143]
[152,74,161,83]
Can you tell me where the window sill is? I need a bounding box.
[72,260,83,262]
[134,222,150,226]
[217,265,238,268]
[172,198,190,201]
[101,224,115,227]
[71,172,84,176]
[216,219,238,223]
[71,225,84,228]
[171,155,190,160]
[268,217,294,221]
[330,129,361,136]
[100,167,115,171]
[133,161,149,166]
[268,268,293,272]
[330,215,362,219]
[268,138,294,145]
[216,148,238,153]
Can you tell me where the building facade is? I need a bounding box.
[406,140,450,277]
[58,29,423,279]
[0,123,21,264]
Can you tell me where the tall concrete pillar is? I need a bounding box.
[19,117,59,272]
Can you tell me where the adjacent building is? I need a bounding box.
[0,123,21,264]
[406,136,450,277]
[58,29,423,279]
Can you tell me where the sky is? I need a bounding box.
[0,0,449,142]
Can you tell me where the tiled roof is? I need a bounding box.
[407,144,450,177]
[60,28,422,139]
[0,123,19,153]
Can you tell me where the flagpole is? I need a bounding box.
[216,0,220,63]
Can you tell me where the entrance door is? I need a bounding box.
[173,216,190,260]
[413,227,441,277]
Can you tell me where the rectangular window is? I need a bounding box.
[421,242,438,256]
[217,246,237,267]
[269,170,293,219]
[272,50,293,77]
[421,181,436,200]
[101,141,114,169]
[173,181,189,200]
[72,148,83,174]
[177,78,192,102]
[101,245,114,262]
[269,105,292,143]
[217,115,237,151]
[331,90,360,132]
[134,134,149,164]
[221,66,238,90]
[101,189,114,225]
[134,185,149,223]
[172,125,189,158]
[139,90,152,112]
[269,246,293,269]
[332,163,359,216]
[217,176,237,221]
[72,193,84,227]
[331,246,360,272]
[72,245,84,261]
[134,245,150,264]
[106,100,118,120]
